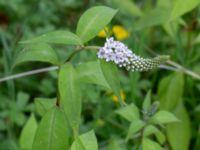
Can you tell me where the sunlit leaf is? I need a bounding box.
[34,97,57,116]
[13,43,60,67]
[58,63,81,134]
[116,103,140,122]
[20,30,83,45]
[71,130,98,150]
[76,6,117,43]
[32,107,69,150]
[20,114,37,150]
[76,61,110,89]
[151,110,179,124]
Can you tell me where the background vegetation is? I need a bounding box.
[0,0,200,150]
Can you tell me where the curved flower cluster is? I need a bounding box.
[97,37,169,72]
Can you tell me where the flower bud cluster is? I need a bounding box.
[97,37,168,71]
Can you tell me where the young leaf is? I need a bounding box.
[116,103,140,122]
[32,107,69,150]
[71,130,98,150]
[13,43,59,67]
[58,63,81,134]
[76,6,117,43]
[170,0,200,21]
[19,114,37,150]
[100,60,120,98]
[143,125,166,144]
[166,102,191,150]
[151,110,179,124]
[126,120,145,141]
[76,61,110,89]
[142,138,163,150]
[34,97,57,116]
[20,30,83,45]
[142,90,151,112]
[111,0,143,17]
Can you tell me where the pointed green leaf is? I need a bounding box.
[76,6,117,43]
[71,130,98,150]
[20,30,82,45]
[116,103,140,122]
[126,120,145,141]
[158,72,184,110]
[13,43,59,67]
[143,125,166,144]
[76,61,110,89]
[100,60,120,97]
[142,138,163,150]
[170,0,200,21]
[151,110,179,124]
[19,114,37,150]
[58,63,81,134]
[32,107,69,150]
[166,102,191,150]
[34,97,57,116]
[111,0,143,17]
[143,90,151,112]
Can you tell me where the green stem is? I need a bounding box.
[65,45,100,62]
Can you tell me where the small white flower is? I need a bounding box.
[97,37,169,72]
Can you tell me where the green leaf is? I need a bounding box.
[158,72,184,110]
[32,107,69,150]
[34,98,57,116]
[76,61,110,89]
[76,6,117,43]
[100,60,120,97]
[71,130,98,150]
[135,5,171,30]
[111,0,143,17]
[166,102,191,150]
[143,125,166,144]
[19,114,37,150]
[116,103,140,122]
[20,30,83,45]
[13,43,59,67]
[157,72,191,150]
[142,90,151,112]
[142,138,163,150]
[151,110,179,124]
[126,120,145,141]
[58,63,81,134]
[170,0,200,21]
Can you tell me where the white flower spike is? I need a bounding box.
[97,37,169,72]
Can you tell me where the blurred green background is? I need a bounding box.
[0,0,200,149]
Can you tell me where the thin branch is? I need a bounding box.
[134,36,200,80]
[0,66,58,83]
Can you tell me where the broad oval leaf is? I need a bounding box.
[20,30,83,45]
[76,6,117,43]
[13,43,59,67]
[34,97,57,117]
[58,63,81,134]
[19,114,37,150]
[71,130,98,150]
[76,61,110,89]
[142,90,151,112]
[32,107,69,150]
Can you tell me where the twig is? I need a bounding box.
[0,66,58,83]
[134,36,200,80]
